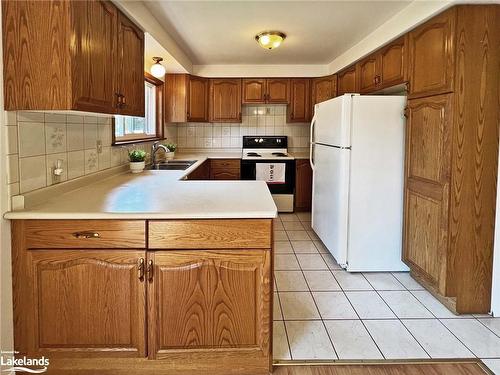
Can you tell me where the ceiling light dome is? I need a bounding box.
[150,57,166,79]
[255,31,286,50]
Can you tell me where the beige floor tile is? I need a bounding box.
[321,253,342,270]
[392,272,424,290]
[286,320,337,360]
[313,292,358,319]
[402,319,474,358]
[275,271,309,292]
[346,291,396,319]
[363,273,406,291]
[411,290,472,319]
[304,271,342,291]
[479,318,500,336]
[287,230,311,240]
[333,271,373,291]
[296,253,329,270]
[274,241,294,253]
[291,240,318,253]
[442,319,500,357]
[279,292,320,320]
[306,230,320,240]
[273,293,283,320]
[379,291,434,318]
[274,231,289,241]
[313,240,329,253]
[273,321,291,360]
[274,221,285,231]
[301,221,313,231]
[364,320,429,359]
[283,221,305,231]
[481,359,500,375]
[325,320,383,360]
[296,212,311,222]
[275,254,300,270]
[280,213,300,222]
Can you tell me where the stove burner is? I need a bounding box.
[247,152,261,157]
[272,152,288,157]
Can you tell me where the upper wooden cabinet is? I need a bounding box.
[2,0,145,116]
[209,78,242,122]
[165,74,209,123]
[408,8,455,98]
[357,36,407,93]
[337,65,357,96]
[242,78,289,104]
[311,75,337,108]
[288,78,311,123]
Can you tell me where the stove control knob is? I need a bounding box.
[254,138,259,143]
[259,138,263,143]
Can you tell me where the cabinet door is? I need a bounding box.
[379,36,407,89]
[209,79,242,122]
[311,75,337,106]
[357,54,379,93]
[71,0,117,113]
[242,79,266,104]
[187,76,209,122]
[116,11,144,116]
[288,78,311,122]
[266,78,290,103]
[337,66,357,96]
[403,94,452,294]
[186,160,210,180]
[408,8,455,98]
[147,250,271,359]
[295,159,313,211]
[19,250,146,357]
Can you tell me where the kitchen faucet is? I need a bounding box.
[151,141,169,166]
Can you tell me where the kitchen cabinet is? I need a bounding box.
[209,79,242,122]
[337,65,357,95]
[356,36,406,94]
[288,78,311,123]
[186,159,211,180]
[12,219,273,373]
[242,78,290,104]
[165,74,209,123]
[311,75,337,108]
[295,159,313,211]
[402,3,500,315]
[148,249,270,357]
[210,159,241,180]
[407,8,455,98]
[2,0,144,116]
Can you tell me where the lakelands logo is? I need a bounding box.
[1,352,49,373]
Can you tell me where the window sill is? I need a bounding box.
[112,136,165,146]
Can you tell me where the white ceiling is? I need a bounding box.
[143,1,412,65]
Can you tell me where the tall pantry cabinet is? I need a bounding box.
[403,5,500,313]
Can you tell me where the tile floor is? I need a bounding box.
[272,212,500,374]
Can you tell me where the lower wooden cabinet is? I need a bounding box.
[210,159,241,180]
[295,159,313,211]
[148,250,271,358]
[186,159,210,180]
[15,249,146,357]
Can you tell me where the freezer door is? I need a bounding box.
[311,143,350,266]
[314,94,353,148]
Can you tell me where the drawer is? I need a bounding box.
[24,220,146,249]
[210,159,240,169]
[149,219,272,249]
[210,168,240,180]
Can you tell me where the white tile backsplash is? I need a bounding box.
[173,104,310,150]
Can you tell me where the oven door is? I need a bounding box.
[241,159,295,194]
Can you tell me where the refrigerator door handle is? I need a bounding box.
[309,114,317,170]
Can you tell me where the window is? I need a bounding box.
[113,73,164,144]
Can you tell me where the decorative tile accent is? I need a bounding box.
[45,123,67,154]
[84,149,98,175]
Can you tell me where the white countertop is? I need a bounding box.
[4,157,278,220]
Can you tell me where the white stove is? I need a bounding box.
[241,136,295,212]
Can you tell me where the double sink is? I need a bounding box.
[147,160,197,171]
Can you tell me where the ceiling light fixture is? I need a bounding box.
[150,57,166,79]
[255,31,286,50]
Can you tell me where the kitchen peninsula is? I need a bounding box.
[5,162,276,375]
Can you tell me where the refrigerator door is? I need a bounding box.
[311,143,350,266]
[314,94,354,148]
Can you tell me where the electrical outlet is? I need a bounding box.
[96,140,103,154]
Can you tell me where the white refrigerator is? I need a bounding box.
[310,94,409,272]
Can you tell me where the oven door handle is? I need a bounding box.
[309,115,316,171]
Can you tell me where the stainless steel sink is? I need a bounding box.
[148,160,197,171]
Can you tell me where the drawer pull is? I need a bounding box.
[147,260,154,282]
[72,231,100,239]
[138,258,145,280]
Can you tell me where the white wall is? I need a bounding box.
[491,147,500,317]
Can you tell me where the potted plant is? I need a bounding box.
[164,142,177,160]
[128,149,147,173]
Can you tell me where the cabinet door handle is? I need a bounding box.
[138,258,145,280]
[115,92,122,108]
[147,260,154,281]
[72,231,100,239]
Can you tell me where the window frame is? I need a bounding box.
[112,72,164,145]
